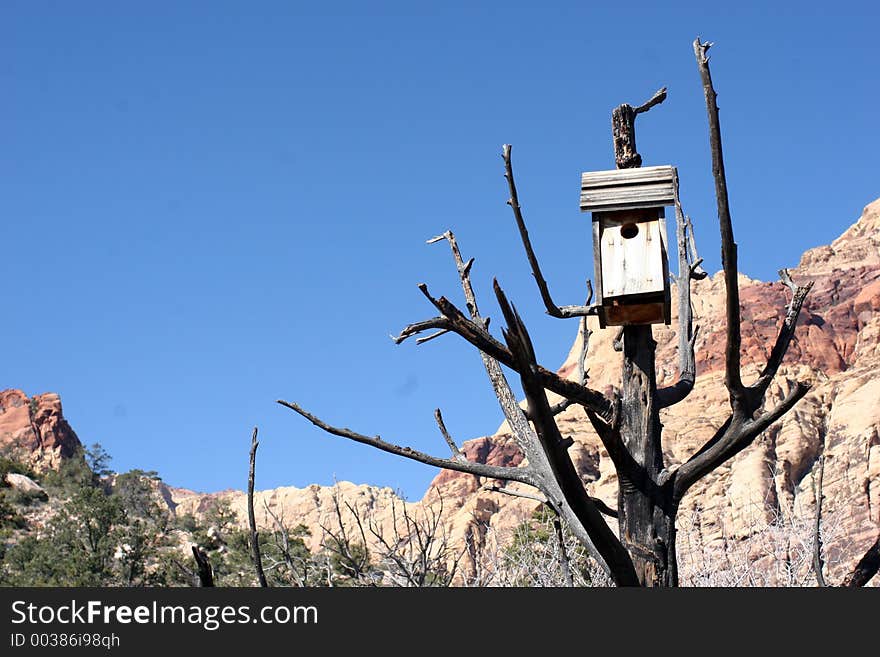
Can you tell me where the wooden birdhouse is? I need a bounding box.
[580,165,676,327]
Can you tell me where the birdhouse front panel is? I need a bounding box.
[598,210,666,300]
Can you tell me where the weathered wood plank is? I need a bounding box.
[599,216,666,299]
[581,186,676,212]
[605,301,667,326]
[581,165,676,188]
[580,165,677,213]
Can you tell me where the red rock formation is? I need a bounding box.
[0,389,82,469]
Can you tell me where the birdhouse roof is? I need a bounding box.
[580,165,677,213]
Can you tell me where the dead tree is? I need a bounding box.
[279,40,821,586]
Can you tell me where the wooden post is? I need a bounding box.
[612,104,641,169]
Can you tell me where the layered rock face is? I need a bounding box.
[0,390,82,470]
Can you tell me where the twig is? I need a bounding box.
[481,484,547,504]
[416,329,450,345]
[247,427,268,587]
[262,499,305,587]
[633,87,668,114]
[434,408,466,462]
[685,216,708,279]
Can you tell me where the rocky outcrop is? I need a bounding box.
[4,473,49,501]
[0,390,82,470]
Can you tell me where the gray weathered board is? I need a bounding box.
[580,165,676,213]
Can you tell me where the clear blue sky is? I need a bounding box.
[3,1,878,499]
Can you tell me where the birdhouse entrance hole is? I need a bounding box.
[620,223,639,239]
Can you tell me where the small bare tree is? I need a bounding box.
[279,39,878,587]
[365,491,464,587]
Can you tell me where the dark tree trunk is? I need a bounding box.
[612,100,679,587]
[618,325,677,586]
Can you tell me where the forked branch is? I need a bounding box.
[393,281,615,421]
[673,381,811,500]
[674,38,814,500]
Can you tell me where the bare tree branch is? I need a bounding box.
[576,311,592,387]
[404,281,615,421]
[416,329,450,345]
[365,492,463,587]
[494,281,638,585]
[428,230,487,322]
[694,37,747,411]
[277,400,537,487]
[553,515,575,588]
[673,381,811,500]
[247,427,268,587]
[261,499,307,587]
[420,229,543,460]
[503,144,593,319]
[433,408,466,462]
[747,269,814,403]
[481,484,547,504]
[658,170,701,408]
[843,534,880,587]
[414,230,626,581]
[811,450,827,587]
[391,317,449,345]
[685,216,708,279]
[633,87,668,114]
[524,301,593,422]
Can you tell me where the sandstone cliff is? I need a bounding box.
[0,390,82,470]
